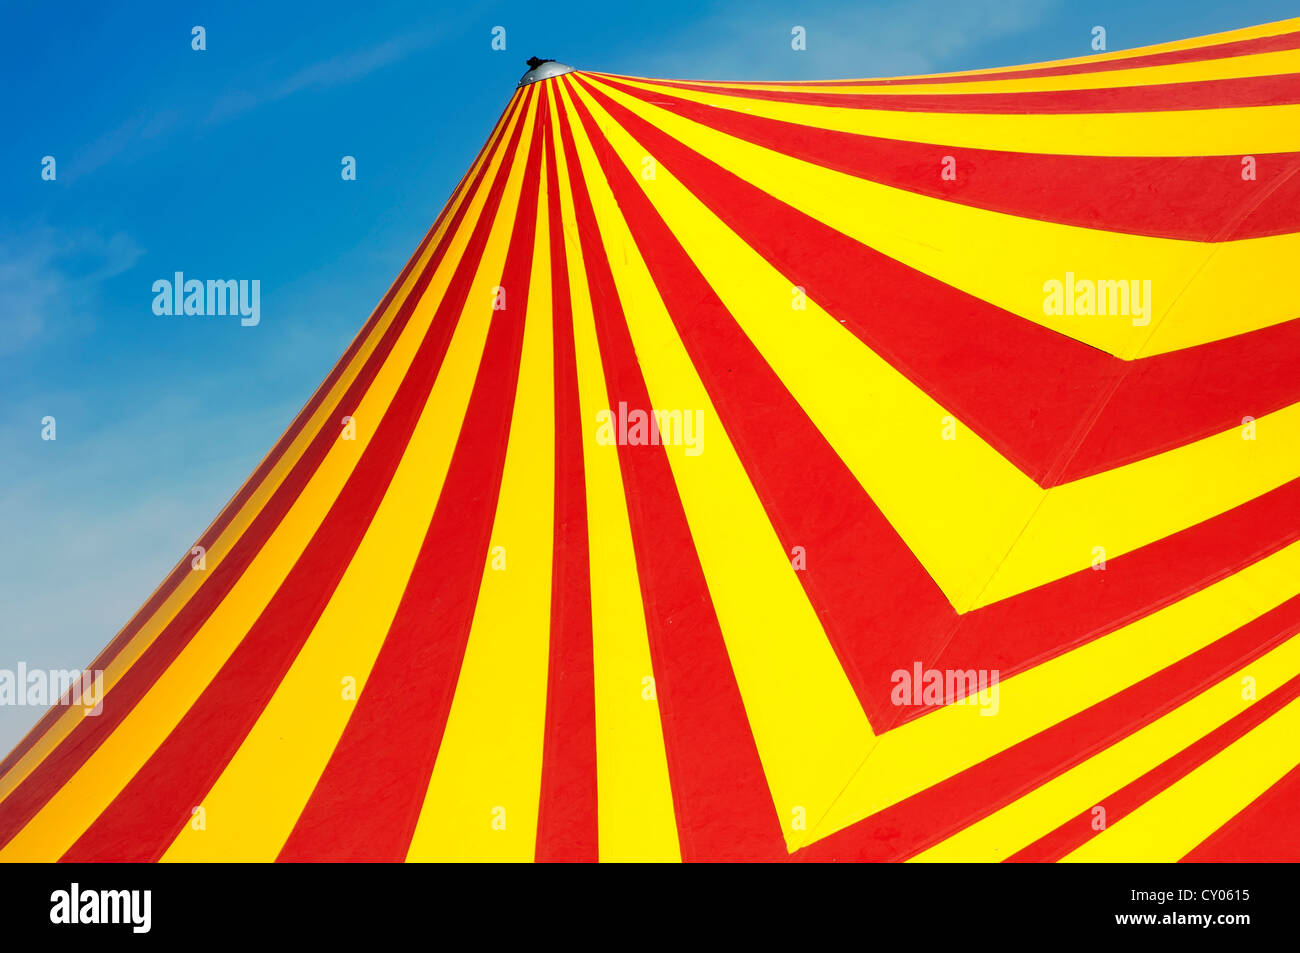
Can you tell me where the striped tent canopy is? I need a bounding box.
[5,17,1300,863]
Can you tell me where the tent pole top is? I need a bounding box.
[518,57,576,87]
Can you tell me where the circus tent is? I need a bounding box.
[3,16,1300,862]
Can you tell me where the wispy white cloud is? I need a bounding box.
[205,31,439,125]
[62,30,438,178]
[0,227,143,356]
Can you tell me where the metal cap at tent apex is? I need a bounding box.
[517,56,576,87]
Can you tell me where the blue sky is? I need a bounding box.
[1,0,1295,751]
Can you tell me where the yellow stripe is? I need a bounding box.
[1062,693,1300,861]
[588,78,1300,359]
[405,145,554,862]
[806,540,1300,844]
[562,79,876,851]
[0,106,541,863]
[0,99,522,811]
[600,75,1300,157]
[548,85,680,862]
[912,632,1300,861]
[154,97,541,863]
[569,78,1300,612]
[1138,240,1300,355]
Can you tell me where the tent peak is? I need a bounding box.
[518,57,575,87]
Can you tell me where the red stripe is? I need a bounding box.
[0,97,531,852]
[0,101,522,783]
[576,77,1300,487]
[1006,672,1300,861]
[1181,763,1300,860]
[276,96,545,862]
[792,593,1300,861]
[640,72,1300,113]
[558,78,786,861]
[534,92,599,863]
[1057,326,1300,481]
[592,75,1300,242]
[644,29,1300,87]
